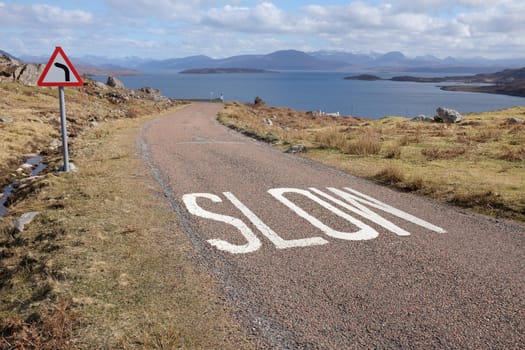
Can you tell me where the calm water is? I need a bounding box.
[99,72,525,119]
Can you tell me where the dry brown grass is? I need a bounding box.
[421,146,467,160]
[1,298,79,350]
[217,103,525,221]
[345,130,382,155]
[384,142,402,159]
[500,146,525,162]
[1,83,252,349]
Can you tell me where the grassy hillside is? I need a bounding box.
[218,102,525,221]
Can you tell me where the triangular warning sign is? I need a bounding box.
[38,47,83,87]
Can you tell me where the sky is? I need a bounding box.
[1,0,524,60]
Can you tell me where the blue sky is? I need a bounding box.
[1,1,524,59]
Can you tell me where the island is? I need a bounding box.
[179,68,276,74]
[344,74,382,81]
[344,67,525,98]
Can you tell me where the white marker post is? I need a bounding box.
[37,47,83,172]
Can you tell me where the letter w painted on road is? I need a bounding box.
[182,187,446,254]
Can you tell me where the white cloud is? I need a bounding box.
[106,0,213,21]
[0,2,93,27]
[1,1,524,59]
[202,2,291,33]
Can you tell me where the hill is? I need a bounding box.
[139,50,348,71]
[345,67,525,98]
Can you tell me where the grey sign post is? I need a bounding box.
[37,47,84,172]
[58,86,70,172]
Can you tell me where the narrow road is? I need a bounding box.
[141,102,524,349]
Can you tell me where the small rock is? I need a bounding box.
[435,107,463,123]
[50,139,60,150]
[139,86,159,95]
[285,144,307,153]
[506,117,524,124]
[14,212,40,233]
[21,163,33,170]
[411,115,434,122]
[69,162,79,172]
[60,162,78,172]
[0,117,13,123]
[264,118,273,126]
[89,121,99,127]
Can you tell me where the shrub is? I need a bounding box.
[372,166,404,185]
[254,96,265,106]
[421,147,466,160]
[314,127,349,151]
[384,143,402,159]
[500,146,525,162]
[473,128,502,143]
[399,134,410,146]
[345,135,381,155]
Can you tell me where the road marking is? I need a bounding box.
[310,187,411,236]
[335,187,446,233]
[268,188,379,241]
[181,187,446,254]
[182,193,261,254]
[224,192,329,249]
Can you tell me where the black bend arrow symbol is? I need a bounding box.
[54,62,70,82]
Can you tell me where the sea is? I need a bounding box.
[93,71,525,119]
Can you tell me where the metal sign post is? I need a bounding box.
[37,47,83,172]
[58,87,70,172]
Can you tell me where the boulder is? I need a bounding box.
[506,117,524,124]
[435,107,463,123]
[106,76,125,89]
[94,81,109,90]
[15,64,45,86]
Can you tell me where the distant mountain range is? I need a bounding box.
[7,48,525,75]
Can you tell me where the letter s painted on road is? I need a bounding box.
[182,193,261,254]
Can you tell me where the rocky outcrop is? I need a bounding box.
[138,87,165,101]
[435,107,463,123]
[0,54,44,86]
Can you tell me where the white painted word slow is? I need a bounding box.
[182,187,446,254]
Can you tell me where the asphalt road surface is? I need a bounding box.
[140,103,524,349]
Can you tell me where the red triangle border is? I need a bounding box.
[37,46,84,87]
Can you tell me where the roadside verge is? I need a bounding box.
[1,107,253,349]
